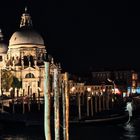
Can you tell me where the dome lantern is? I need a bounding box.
[20,6,33,28]
[9,7,45,46]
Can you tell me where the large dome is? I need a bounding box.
[9,29,44,46]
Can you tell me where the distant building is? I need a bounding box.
[92,70,139,94]
[68,80,113,95]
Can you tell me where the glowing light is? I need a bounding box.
[71,87,75,93]
[136,87,140,94]
[87,87,91,92]
[112,88,121,94]
[9,87,13,92]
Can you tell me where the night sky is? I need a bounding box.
[0,1,140,74]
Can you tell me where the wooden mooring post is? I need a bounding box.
[44,62,51,140]
[54,68,60,140]
[62,72,69,140]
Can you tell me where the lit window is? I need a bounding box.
[25,73,35,78]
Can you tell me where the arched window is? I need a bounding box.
[25,73,35,78]
[0,56,2,61]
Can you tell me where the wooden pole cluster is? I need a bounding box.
[44,61,70,140]
[84,92,112,117]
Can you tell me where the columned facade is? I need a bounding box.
[1,7,48,97]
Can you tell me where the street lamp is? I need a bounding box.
[87,87,91,100]
[107,78,116,108]
[107,78,115,94]
[87,87,91,92]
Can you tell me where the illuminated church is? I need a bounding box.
[0,7,59,97]
[0,7,117,100]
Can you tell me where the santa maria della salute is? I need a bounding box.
[0,7,61,98]
[0,7,117,105]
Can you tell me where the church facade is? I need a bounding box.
[0,7,123,100]
[0,7,58,98]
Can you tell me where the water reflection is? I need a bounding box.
[0,136,44,140]
[70,118,140,140]
[0,126,45,140]
[1,136,28,140]
[123,121,138,140]
[1,118,140,140]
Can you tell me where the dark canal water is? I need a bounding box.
[0,117,140,140]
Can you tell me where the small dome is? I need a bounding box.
[0,42,8,53]
[9,29,44,46]
[0,29,8,53]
